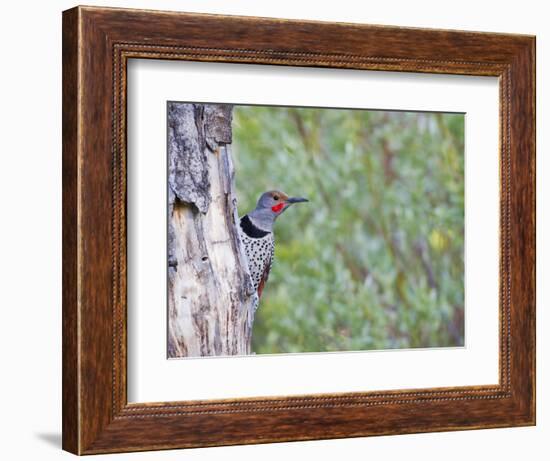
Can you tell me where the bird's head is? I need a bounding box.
[256,190,308,216]
[248,190,308,231]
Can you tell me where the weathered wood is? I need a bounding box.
[167,103,256,358]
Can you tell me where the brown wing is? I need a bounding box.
[257,248,273,299]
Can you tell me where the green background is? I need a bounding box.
[232,105,465,354]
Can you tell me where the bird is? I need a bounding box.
[239,190,308,300]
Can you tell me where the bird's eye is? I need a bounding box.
[273,195,279,201]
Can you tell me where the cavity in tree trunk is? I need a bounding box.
[167,102,257,358]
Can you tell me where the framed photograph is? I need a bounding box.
[62,5,535,455]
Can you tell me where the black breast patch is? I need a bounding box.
[240,215,270,238]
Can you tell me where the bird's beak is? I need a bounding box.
[286,197,309,204]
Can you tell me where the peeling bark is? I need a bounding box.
[167,102,257,358]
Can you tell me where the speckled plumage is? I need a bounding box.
[238,190,308,306]
[239,216,274,299]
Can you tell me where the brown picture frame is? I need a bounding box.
[62,5,536,455]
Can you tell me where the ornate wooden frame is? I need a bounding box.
[62,5,535,455]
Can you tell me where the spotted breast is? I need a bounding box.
[238,214,274,300]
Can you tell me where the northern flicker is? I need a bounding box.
[239,190,308,300]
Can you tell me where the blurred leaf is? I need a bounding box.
[232,106,465,354]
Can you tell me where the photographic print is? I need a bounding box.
[62,8,536,452]
[167,102,464,358]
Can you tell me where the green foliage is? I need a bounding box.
[232,105,464,354]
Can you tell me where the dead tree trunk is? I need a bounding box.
[167,103,257,358]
